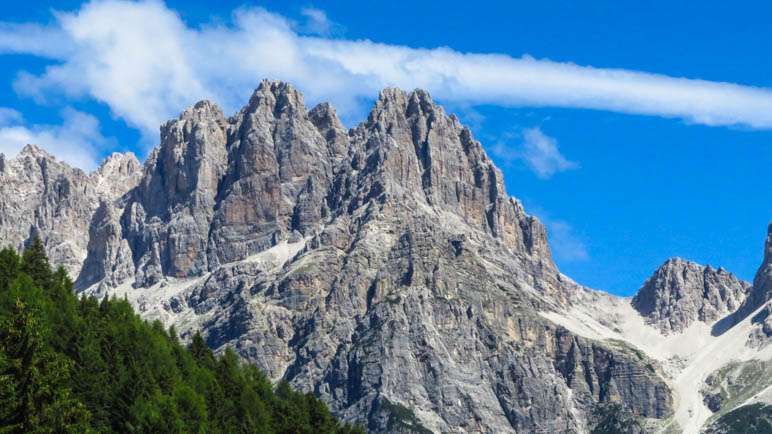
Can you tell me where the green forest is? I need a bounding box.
[0,237,365,433]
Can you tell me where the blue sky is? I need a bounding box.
[1,1,771,296]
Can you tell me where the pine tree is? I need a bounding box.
[190,331,216,370]
[0,247,21,293]
[0,245,365,433]
[168,325,178,343]
[21,236,53,291]
[0,299,90,432]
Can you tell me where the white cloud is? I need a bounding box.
[0,107,23,126]
[0,108,111,171]
[299,8,342,36]
[0,22,71,58]
[12,1,208,138]
[1,1,772,165]
[492,127,578,178]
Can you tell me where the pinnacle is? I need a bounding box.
[309,101,343,130]
[245,78,305,114]
[375,86,435,107]
[97,152,141,174]
[19,143,52,158]
[178,99,224,122]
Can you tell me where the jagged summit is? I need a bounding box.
[243,79,308,118]
[176,99,225,123]
[19,143,53,158]
[13,80,772,432]
[109,80,555,288]
[631,257,750,334]
[542,222,772,432]
[98,151,140,168]
[0,142,142,277]
[709,223,772,336]
[1,143,139,179]
[0,80,675,433]
[747,223,772,310]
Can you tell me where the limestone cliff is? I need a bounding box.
[0,81,673,433]
[0,145,140,277]
[632,258,750,334]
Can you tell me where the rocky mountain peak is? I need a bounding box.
[753,222,772,293]
[730,222,772,322]
[245,79,306,118]
[308,101,343,131]
[0,145,141,278]
[365,87,442,132]
[352,86,553,264]
[91,152,142,199]
[6,144,71,178]
[178,99,226,124]
[97,151,140,173]
[121,96,230,286]
[1,80,678,432]
[308,101,348,167]
[18,143,54,159]
[632,257,750,334]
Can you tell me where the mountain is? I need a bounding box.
[631,258,750,334]
[0,145,141,277]
[718,223,772,330]
[751,224,772,308]
[3,79,772,433]
[546,238,772,433]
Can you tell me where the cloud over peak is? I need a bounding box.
[2,1,772,169]
[0,107,112,171]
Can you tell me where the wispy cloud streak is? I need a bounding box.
[1,1,772,168]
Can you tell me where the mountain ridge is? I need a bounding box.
[2,79,772,433]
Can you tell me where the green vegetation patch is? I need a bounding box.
[0,238,363,433]
[289,261,318,277]
[380,397,433,434]
[604,338,647,361]
[702,359,772,422]
[704,403,772,434]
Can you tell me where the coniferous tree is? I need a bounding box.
[0,299,90,433]
[0,242,366,434]
[0,247,21,293]
[21,237,52,291]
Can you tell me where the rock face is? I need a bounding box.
[753,223,772,297]
[91,151,144,198]
[0,80,674,433]
[631,258,750,334]
[121,100,229,287]
[0,145,141,277]
[746,304,772,348]
[738,223,772,319]
[74,201,135,291]
[704,224,772,337]
[207,82,341,267]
